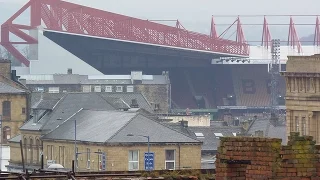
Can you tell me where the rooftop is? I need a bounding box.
[42,110,201,144]
[0,82,26,94]
[22,92,153,132]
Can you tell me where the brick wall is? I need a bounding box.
[215,132,320,180]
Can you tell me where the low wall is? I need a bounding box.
[215,132,320,180]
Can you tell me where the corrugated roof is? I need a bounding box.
[0,82,26,94]
[42,110,200,144]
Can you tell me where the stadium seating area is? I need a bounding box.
[169,64,286,109]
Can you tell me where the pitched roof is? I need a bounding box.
[0,82,26,94]
[42,110,200,144]
[246,118,287,144]
[99,93,153,112]
[21,93,117,131]
[163,121,243,151]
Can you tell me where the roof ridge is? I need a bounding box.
[42,108,83,137]
[105,112,140,143]
[138,113,201,142]
[39,93,69,130]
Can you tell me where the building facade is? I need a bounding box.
[0,59,29,144]
[282,54,320,143]
[20,71,170,114]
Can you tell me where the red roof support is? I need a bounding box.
[1,0,249,66]
[261,17,272,49]
[210,16,218,39]
[314,17,320,46]
[287,17,302,53]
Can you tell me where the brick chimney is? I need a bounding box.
[0,59,11,79]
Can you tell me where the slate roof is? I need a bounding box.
[9,134,21,143]
[0,82,26,94]
[31,93,65,108]
[42,110,200,144]
[246,118,287,145]
[164,121,243,151]
[188,126,243,151]
[21,93,117,131]
[99,93,153,112]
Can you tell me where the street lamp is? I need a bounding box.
[127,134,151,171]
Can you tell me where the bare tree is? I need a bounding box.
[21,46,30,60]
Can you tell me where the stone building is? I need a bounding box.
[20,71,170,114]
[281,54,320,143]
[7,92,201,172]
[0,59,30,144]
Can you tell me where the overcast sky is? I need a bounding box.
[1,0,320,41]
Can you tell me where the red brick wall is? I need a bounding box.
[215,132,320,180]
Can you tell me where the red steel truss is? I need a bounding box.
[0,0,249,67]
[287,17,302,53]
[261,17,272,49]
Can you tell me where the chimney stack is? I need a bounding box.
[67,68,73,75]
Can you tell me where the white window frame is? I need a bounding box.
[128,150,139,171]
[36,87,44,92]
[48,87,60,93]
[105,86,113,92]
[116,86,123,92]
[165,149,175,170]
[195,132,204,138]
[82,85,91,92]
[127,86,134,93]
[214,133,223,139]
[94,86,102,92]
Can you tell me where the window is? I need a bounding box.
[36,139,40,163]
[22,108,26,114]
[306,78,311,92]
[232,133,237,136]
[94,86,102,92]
[82,85,91,92]
[301,117,306,136]
[214,133,223,139]
[116,86,123,92]
[47,145,54,160]
[98,149,102,170]
[3,126,11,143]
[29,138,33,164]
[105,86,112,92]
[195,133,204,138]
[87,148,90,169]
[165,150,175,170]
[36,87,44,92]
[295,116,299,132]
[127,86,134,93]
[59,146,65,166]
[48,87,60,93]
[128,150,139,171]
[2,101,11,119]
[76,147,79,168]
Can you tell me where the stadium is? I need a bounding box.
[2,0,320,118]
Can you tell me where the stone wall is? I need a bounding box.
[215,132,320,180]
[0,60,11,79]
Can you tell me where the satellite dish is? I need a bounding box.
[48,164,64,169]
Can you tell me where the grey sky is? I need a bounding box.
[1,0,320,41]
